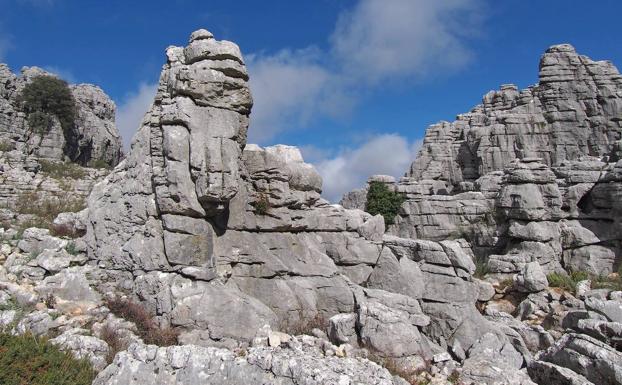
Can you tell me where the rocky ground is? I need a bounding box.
[0,29,621,385]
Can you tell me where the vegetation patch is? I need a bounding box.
[14,191,85,232]
[591,267,622,291]
[87,159,112,170]
[99,324,128,365]
[365,181,405,226]
[253,193,271,215]
[105,297,178,346]
[547,269,622,293]
[39,160,87,179]
[0,140,13,152]
[473,256,489,279]
[17,75,77,141]
[278,313,327,336]
[0,332,95,385]
[365,351,432,385]
[547,270,590,294]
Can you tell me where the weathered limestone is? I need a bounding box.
[409,44,622,185]
[0,65,122,166]
[93,339,403,385]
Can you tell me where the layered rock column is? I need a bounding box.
[87,29,252,272]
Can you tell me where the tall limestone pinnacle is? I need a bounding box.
[87,29,253,269]
[409,43,622,189]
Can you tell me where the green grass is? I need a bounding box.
[39,160,87,180]
[0,333,95,385]
[86,159,112,170]
[474,257,489,279]
[13,191,85,232]
[547,271,591,294]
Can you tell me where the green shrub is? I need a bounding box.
[0,332,95,385]
[253,193,271,215]
[17,75,76,141]
[365,181,405,226]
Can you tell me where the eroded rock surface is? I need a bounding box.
[0,65,123,166]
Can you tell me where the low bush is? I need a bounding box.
[365,351,431,385]
[253,193,271,215]
[365,181,405,226]
[0,332,95,385]
[99,324,128,364]
[278,313,327,336]
[105,298,178,346]
[39,160,87,179]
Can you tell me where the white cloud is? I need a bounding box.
[246,0,480,143]
[310,134,423,202]
[115,83,157,150]
[331,0,478,84]
[246,48,355,143]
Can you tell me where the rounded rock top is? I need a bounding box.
[189,29,214,43]
[546,44,576,53]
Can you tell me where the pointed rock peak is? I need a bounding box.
[545,43,576,53]
[189,29,214,43]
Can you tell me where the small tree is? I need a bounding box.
[17,75,76,140]
[365,181,405,226]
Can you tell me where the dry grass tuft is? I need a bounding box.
[105,297,178,347]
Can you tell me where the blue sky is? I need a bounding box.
[1,0,621,201]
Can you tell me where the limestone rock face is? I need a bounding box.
[70,84,123,166]
[408,44,622,186]
[0,65,122,166]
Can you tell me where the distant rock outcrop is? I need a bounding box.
[409,44,622,186]
[0,65,123,166]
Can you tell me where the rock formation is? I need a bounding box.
[0,64,123,166]
[1,30,622,385]
[83,29,526,380]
